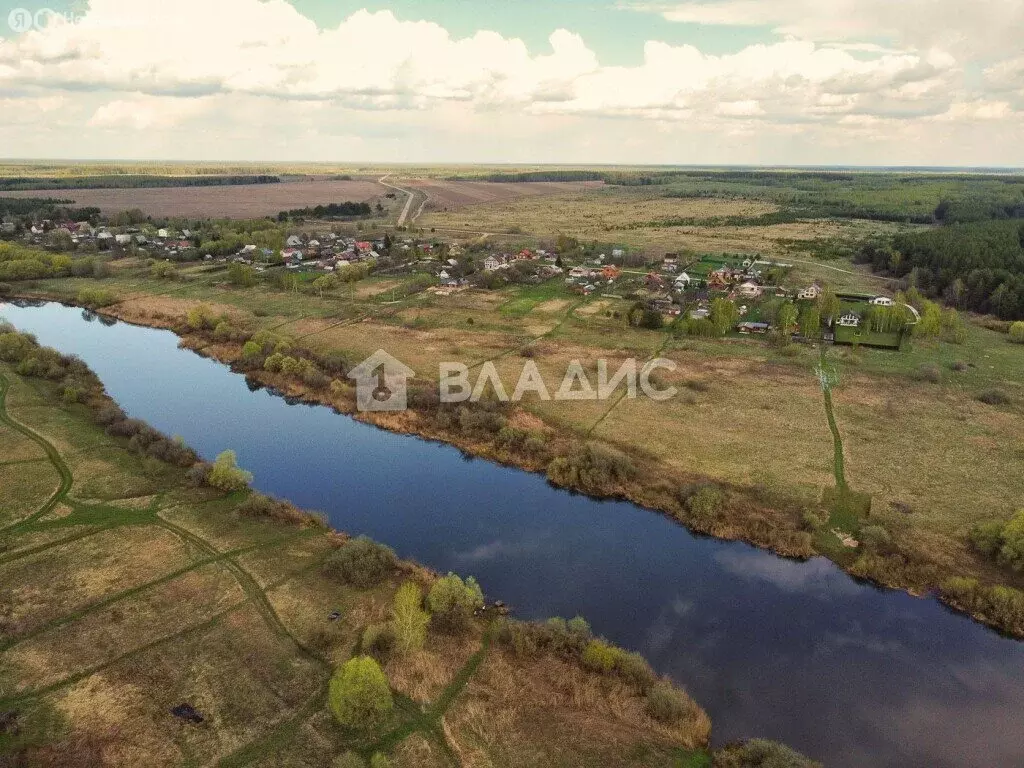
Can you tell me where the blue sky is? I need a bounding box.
[1,0,1022,164]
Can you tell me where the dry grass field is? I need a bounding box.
[4,178,388,218]
[419,187,918,255]
[405,179,604,212]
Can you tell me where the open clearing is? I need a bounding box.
[404,179,604,212]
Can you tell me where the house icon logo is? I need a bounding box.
[348,350,416,412]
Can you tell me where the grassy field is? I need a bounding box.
[0,361,718,766]
[418,186,921,255]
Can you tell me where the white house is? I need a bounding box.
[611,249,624,258]
[286,235,303,247]
[483,256,501,272]
[837,312,861,327]
[798,285,821,301]
[114,234,132,245]
[157,228,169,239]
[870,296,895,307]
[736,281,763,298]
[439,270,450,280]
[674,272,692,288]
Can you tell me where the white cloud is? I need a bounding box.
[636,0,1024,59]
[0,0,1020,164]
[87,94,213,130]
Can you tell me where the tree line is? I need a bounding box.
[857,220,1024,320]
[0,175,281,191]
[276,201,372,220]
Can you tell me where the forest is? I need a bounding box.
[276,201,373,220]
[858,220,1024,319]
[0,174,281,191]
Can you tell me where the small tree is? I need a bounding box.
[799,305,821,338]
[329,656,393,728]
[998,511,1024,572]
[1009,321,1024,344]
[391,582,430,655]
[775,301,798,333]
[427,573,484,633]
[709,298,738,336]
[818,288,840,323]
[207,450,253,491]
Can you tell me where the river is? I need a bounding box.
[3,300,1023,767]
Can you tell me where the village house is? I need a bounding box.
[870,296,895,307]
[114,234,132,245]
[797,284,822,301]
[736,281,763,299]
[286,235,303,247]
[601,265,621,280]
[708,268,732,290]
[738,321,770,334]
[645,273,667,291]
[674,272,692,289]
[483,255,503,272]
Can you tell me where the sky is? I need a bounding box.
[0,0,1022,165]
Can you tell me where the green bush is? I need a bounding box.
[207,450,253,491]
[581,639,619,673]
[969,511,1024,571]
[686,485,725,527]
[546,442,636,494]
[1009,321,1024,344]
[328,656,392,729]
[644,681,693,724]
[859,525,892,552]
[969,521,1005,558]
[76,287,116,309]
[323,536,398,588]
[427,573,484,634]
[186,304,217,331]
[713,739,822,768]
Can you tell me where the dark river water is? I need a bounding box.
[3,301,1023,767]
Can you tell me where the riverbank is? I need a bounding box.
[9,287,1024,640]
[2,325,794,766]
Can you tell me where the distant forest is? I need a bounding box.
[0,175,281,191]
[858,220,1024,320]
[0,197,100,222]
[276,201,372,221]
